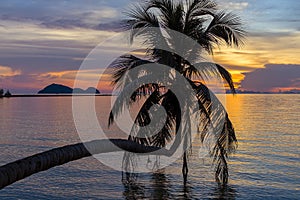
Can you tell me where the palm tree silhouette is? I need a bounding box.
[108,0,244,184]
[0,0,245,189]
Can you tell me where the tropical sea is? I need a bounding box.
[0,94,299,199]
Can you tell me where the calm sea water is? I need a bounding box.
[0,95,299,199]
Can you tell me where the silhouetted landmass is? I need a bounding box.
[4,90,12,97]
[0,89,3,98]
[38,84,73,94]
[73,88,86,93]
[0,89,12,97]
[226,89,300,94]
[38,83,100,94]
[281,89,300,94]
[85,87,100,94]
[73,87,101,94]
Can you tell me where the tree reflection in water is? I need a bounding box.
[122,171,171,199]
[122,171,237,199]
[211,184,237,199]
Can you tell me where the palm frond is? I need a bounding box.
[129,90,163,146]
[147,0,184,31]
[125,4,169,49]
[186,80,212,125]
[109,53,154,88]
[193,82,237,184]
[206,11,245,48]
[212,114,237,184]
[171,0,217,54]
[109,72,172,127]
[195,31,215,54]
[150,90,181,147]
[186,0,217,19]
[186,62,236,94]
[146,0,188,58]
[216,64,236,94]
[192,62,236,93]
[128,90,181,148]
[108,83,160,127]
[122,90,179,175]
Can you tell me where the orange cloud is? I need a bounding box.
[37,69,114,93]
[212,31,300,89]
[0,65,21,77]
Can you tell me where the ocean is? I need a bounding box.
[0,95,299,199]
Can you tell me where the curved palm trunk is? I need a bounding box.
[0,139,170,190]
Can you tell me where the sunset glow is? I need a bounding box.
[0,0,299,93]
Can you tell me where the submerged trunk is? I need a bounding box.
[0,139,170,189]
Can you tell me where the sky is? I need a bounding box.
[0,0,299,93]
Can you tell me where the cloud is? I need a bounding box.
[0,0,299,94]
[0,1,122,30]
[0,74,47,93]
[40,10,120,30]
[0,18,122,74]
[0,65,21,77]
[242,0,300,33]
[219,2,249,10]
[213,31,300,78]
[241,64,300,92]
[39,70,78,80]
[96,20,123,32]
[40,19,90,29]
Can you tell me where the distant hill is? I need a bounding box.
[72,88,85,93]
[85,87,100,94]
[226,89,300,94]
[38,84,73,94]
[38,83,100,94]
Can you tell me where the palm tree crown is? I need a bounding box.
[108,0,245,184]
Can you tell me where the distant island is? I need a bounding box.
[226,89,300,94]
[0,89,12,98]
[38,83,100,94]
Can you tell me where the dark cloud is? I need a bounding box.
[0,0,129,30]
[40,18,123,31]
[0,56,82,74]
[241,64,300,92]
[40,19,90,29]
[0,74,42,93]
[0,41,90,74]
[96,21,124,32]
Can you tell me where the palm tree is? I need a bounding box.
[0,0,245,190]
[108,0,244,184]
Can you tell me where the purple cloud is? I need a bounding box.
[241,64,300,92]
